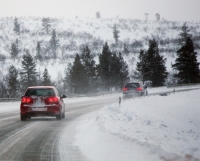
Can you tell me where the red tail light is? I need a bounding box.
[21,97,33,104]
[123,87,128,91]
[47,97,59,104]
[136,87,143,91]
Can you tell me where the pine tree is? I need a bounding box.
[113,24,120,44]
[136,50,146,83]
[172,37,200,84]
[70,54,87,94]
[41,68,53,86]
[179,23,191,45]
[49,29,59,58]
[155,13,160,21]
[36,42,43,61]
[97,42,113,90]
[13,17,20,35]
[110,52,129,89]
[6,65,19,97]
[15,38,20,51]
[123,43,130,55]
[10,43,18,60]
[143,39,167,87]
[109,52,120,88]
[20,50,38,91]
[42,17,51,34]
[0,81,7,98]
[64,63,73,93]
[118,52,129,87]
[96,11,101,19]
[80,46,97,92]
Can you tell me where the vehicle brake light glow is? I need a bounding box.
[123,87,128,91]
[48,97,59,103]
[136,87,143,91]
[21,97,32,103]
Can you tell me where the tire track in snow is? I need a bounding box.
[58,119,88,161]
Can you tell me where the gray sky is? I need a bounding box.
[0,0,200,21]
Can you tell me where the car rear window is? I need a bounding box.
[25,89,55,97]
[125,83,140,88]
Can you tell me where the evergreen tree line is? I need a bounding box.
[64,43,129,94]
[135,24,200,86]
[0,50,54,98]
[135,39,168,87]
[1,35,199,97]
[0,43,129,97]
[11,17,59,61]
[0,20,199,97]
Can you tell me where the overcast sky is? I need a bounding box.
[0,0,199,22]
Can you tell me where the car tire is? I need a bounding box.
[21,115,26,121]
[56,113,62,120]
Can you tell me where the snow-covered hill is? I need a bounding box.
[0,17,200,81]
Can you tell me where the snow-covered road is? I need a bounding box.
[0,85,199,161]
[0,92,119,161]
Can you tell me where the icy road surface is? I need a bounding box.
[0,85,199,161]
[0,93,119,161]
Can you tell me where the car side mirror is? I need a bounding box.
[61,95,67,99]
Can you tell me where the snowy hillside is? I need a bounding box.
[0,17,200,81]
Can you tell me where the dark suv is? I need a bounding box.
[20,86,66,121]
[122,82,148,99]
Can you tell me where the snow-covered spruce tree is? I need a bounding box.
[123,43,130,55]
[64,63,73,93]
[20,50,38,92]
[136,49,146,83]
[42,17,51,35]
[49,29,59,59]
[41,68,53,86]
[110,52,129,89]
[80,46,97,92]
[143,39,167,87]
[10,43,18,60]
[97,42,113,91]
[96,11,101,19]
[13,17,20,35]
[35,42,43,62]
[118,52,129,86]
[172,37,200,84]
[113,24,120,45]
[69,54,87,94]
[10,39,20,60]
[6,65,19,97]
[155,13,160,21]
[179,23,191,46]
[109,52,120,89]
[0,81,7,98]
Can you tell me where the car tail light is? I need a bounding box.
[123,87,128,91]
[21,97,33,104]
[136,87,143,91]
[47,97,59,104]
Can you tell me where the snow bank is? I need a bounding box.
[74,90,200,161]
[0,101,20,113]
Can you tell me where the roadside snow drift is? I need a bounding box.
[74,90,200,161]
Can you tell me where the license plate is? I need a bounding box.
[32,107,47,111]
